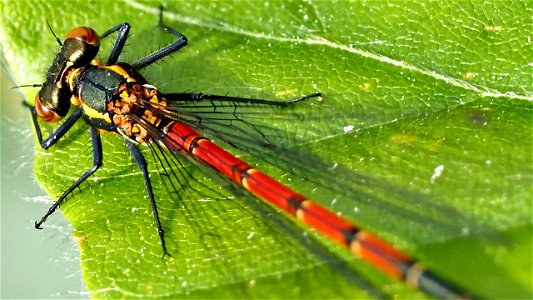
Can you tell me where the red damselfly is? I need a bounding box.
[25,8,470,299]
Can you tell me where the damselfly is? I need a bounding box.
[26,8,468,299]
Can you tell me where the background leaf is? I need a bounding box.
[1,0,531,299]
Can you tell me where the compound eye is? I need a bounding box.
[35,93,61,122]
[65,27,100,46]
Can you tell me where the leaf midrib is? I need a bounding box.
[126,1,532,104]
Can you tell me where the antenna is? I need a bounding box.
[46,20,62,46]
[11,84,42,89]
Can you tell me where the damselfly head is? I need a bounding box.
[35,26,101,122]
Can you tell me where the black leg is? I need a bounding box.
[131,6,188,70]
[96,7,187,70]
[164,92,322,107]
[34,125,103,229]
[124,140,170,257]
[100,23,131,66]
[24,102,83,149]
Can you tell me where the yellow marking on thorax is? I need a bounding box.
[58,61,74,89]
[101,65,137,82]
[66,67,109,120]
[81,102,112,123]
[68,61,136,124]
[69,67,82,106]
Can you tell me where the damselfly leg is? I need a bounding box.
[28,7,317,257]
[34,126,103,229]
[26,5,470,298]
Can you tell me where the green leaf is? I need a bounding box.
[1,0,531,299]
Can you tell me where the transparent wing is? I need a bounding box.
[137,92,491,244]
